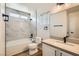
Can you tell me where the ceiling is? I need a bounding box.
[7,3,78,15]
[21,3,56,12]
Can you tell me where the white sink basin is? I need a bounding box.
[56,41,74,46]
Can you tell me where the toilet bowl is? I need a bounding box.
[28,43,38,55]
[28,37,42,55]
[29,43,38,49]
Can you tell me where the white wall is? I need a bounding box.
[37,11,50,39]
[50,11,67,38]
[0,3,5,56]
[69,11,79,38]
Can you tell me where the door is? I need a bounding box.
[0,3,5,56]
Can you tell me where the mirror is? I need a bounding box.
[67,5,79,39]
[50,11,67,38]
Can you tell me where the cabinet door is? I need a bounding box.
[59,50,73,56]
[42,43,56,56]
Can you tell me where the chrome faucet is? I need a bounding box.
[63,36,69,43]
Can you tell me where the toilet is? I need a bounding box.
[28,43,38,55]
[28,37,41,55]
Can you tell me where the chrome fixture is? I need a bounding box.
[63,36,69,43]
[44,26,48,30]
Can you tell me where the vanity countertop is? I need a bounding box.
[42,39,79,56]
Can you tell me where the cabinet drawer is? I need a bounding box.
[58,50,73,56]
[42,43,57,56]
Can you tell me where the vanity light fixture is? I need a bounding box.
[56,3,65,8]
[57,3,65,6]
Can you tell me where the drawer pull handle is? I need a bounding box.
[60,53,62,56]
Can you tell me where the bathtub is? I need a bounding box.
[6,38,32,56]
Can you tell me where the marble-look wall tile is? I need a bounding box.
[6,17,31,41]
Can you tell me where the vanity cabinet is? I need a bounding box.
[42,43,73,56]
[57,50,72,56]
[42,43,57,56]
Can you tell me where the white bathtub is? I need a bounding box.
[6,38,32,56]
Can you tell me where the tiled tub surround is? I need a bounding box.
[6,7,32,41]
[6,17,31,41]
[6,7,38,42]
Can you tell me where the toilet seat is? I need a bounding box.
[28,43,38,55]
[28,43,38,49]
